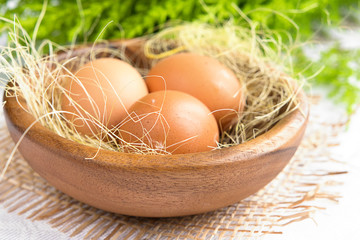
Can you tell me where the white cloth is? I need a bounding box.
[0,208,69,240]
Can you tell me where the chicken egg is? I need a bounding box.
[118,90,219,154]
[61,58,148,136]
[146,53,245,130]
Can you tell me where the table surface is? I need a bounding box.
[268,104,360,240]
[0,95,359,240]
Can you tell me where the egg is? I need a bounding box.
[118,90,219,154]
[61,58,148,136]
[145,53,245,130]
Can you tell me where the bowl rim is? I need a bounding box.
[3,39,309,172]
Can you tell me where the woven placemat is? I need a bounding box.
[0,96,347,239]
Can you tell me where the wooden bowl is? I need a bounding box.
[3,40,309,217]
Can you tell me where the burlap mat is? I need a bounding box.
[0,96,347,239]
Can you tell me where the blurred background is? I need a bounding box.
[0,0,359,115]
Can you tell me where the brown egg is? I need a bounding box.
[62,58,148,136]
[145,53,245,130]
[118,90,219,154]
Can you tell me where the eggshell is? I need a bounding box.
[145,53,245,130]
[118,90,219,154]
[61,58,148,136]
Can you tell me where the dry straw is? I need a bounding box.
[144,23,303,147]
[1,18,304,156]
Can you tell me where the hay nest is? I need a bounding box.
[0,21,303,154]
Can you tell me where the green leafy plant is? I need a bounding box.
[296,44,360,114]
[0,0,358,44]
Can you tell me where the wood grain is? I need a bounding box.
[3,40,309,217]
